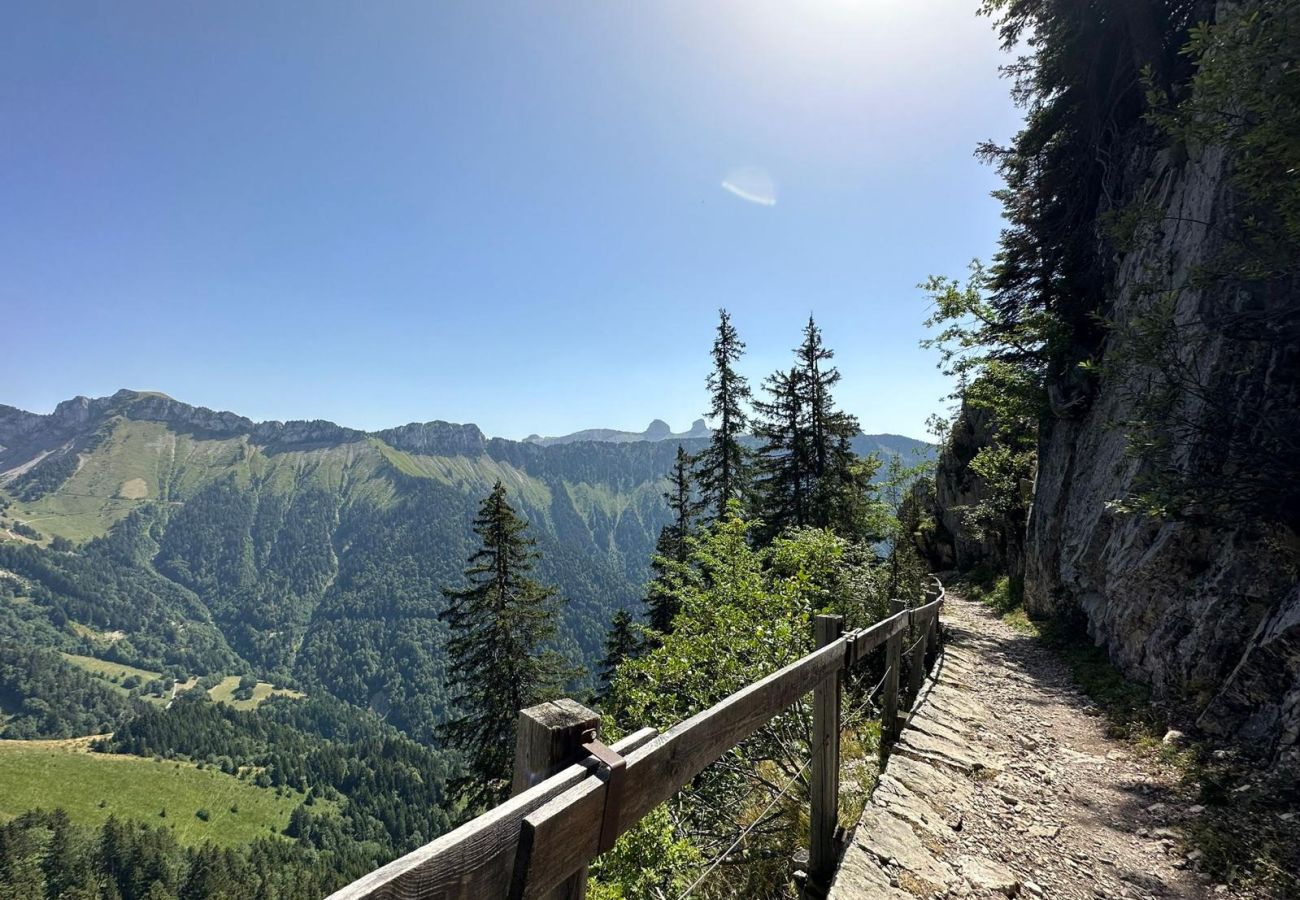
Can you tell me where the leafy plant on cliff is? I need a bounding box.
[921,262,1046,586]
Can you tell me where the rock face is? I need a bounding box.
[1023,120,1300,752]
[921,401,1002,573]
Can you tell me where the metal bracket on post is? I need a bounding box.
[582,739,627,855]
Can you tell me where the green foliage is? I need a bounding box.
[975,0,1199,343]
[0,508,240,674]
[921,265,1041,570]
[439,482,571,810]
[107,690,453,858]
[645,446,702,635]
[1146,1,1300,285]
[877,455,933,601]
[598,609,643,696]
[0,740,304,849]
[753,318,876,542]
[753,366,812,537]
[602,511,910,897]
[1106,1,1300,530]
[10,430,105,502]
[9,520,40,540]
[588,805,701,900]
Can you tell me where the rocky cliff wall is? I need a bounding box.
[917,402,1002,574]
[1024,135,1300,757]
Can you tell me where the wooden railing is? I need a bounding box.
[330,577,946,900]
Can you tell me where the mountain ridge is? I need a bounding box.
[1,389,934,470]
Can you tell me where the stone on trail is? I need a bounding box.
[874,773,958,840]
[896,727,1001,776]
[959,855,1021,897]
[853,807,955,890]
[827,844,913,900]
[888,753,974,816]
[908,708,970,745]
[926,687,988,723]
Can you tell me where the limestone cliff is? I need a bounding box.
[1024,135,1299,757]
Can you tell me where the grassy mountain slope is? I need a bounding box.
[0,737,304,848]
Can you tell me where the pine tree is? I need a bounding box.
[662,445,702,559]
[794,316,863,532]
[439,481,566,809]
[598,609,642,693]
[645,446,701,634]
[752,366,811,538]
[696,309,752,522]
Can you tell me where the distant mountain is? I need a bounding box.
[849,432,936,463]
[0,390,932,742]
[523,418,711,446]
[523,419,935,463]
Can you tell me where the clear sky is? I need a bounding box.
[2,1,1021,441]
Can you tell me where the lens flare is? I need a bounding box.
[720,166,777,206]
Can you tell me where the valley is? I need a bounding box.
[0,386,932,894]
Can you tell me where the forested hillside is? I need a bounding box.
[0,389,930,744]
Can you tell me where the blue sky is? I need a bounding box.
[2,1,1021,441]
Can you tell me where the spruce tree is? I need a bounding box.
[752,366,812,538]
[645,446,701,634]
[598,609,642,693]
[795,316,863,532]
[696,309,752,522]
[439,481,565,808]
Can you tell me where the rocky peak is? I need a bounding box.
[376,421,487,456]
[643,419,671,440]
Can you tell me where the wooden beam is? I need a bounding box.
[807,615,843,895]
[326,727,657,900]
[846,610,908,666]
[907,611,926,702]
[882,599,905,746]
[509,637,849,899]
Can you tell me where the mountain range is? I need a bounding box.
[523,418,712,446]
[0,389,932,740]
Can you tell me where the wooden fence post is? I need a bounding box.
[883,599,905,746]
[807,614,843,895]
[513,698,601,900]
[907,609,926,703]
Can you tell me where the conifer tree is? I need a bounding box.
[645,446,702,634]
[752,366,812,538]
[795,316,863,532]
[696,309,752,522]
[439,481,566,808]
[663,445,702,559]
[599,609,642,694]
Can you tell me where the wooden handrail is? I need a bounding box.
[326,728,658,900]
[331,579,946,900]
[510,637,849,898]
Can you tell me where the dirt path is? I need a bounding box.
[829,594,1226,900]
